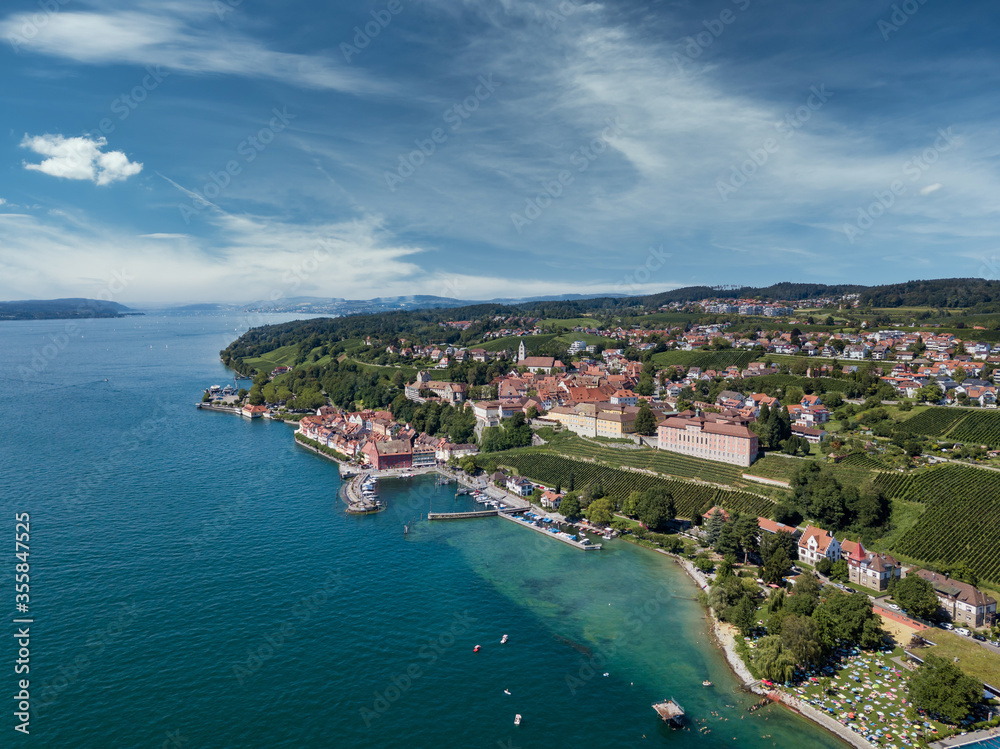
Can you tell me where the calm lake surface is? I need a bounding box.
[0,313,845,747]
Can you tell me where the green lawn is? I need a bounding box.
[922,630,1000,687]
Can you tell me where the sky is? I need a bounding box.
[1,0,999,306]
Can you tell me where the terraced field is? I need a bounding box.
[871,464,1000,584]
[550,440,745,485]
[475,451,774,519]
[895,406,1000,448]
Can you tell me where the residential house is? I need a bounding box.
[913,570,997,628]
[797,525,841,565]
[844,540,901,592]
[506,476,534,496]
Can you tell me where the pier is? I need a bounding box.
[427,509,499,520]
[499,511,602,550]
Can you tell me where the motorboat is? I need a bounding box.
[473,645,481,652]
[702,680,713,687]
[514,714,521,726]
[503,689,511,695]
[500,634,508,644]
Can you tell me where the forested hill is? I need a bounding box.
[0,298,139,320]
[858,278,1000,308]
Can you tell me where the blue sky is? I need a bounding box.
[1,0,999,305]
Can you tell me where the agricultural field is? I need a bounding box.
[548,438,745,485]
[743,455,801,482]
[838,453,885,471]
[651,348,756,371]
[242,344,302,371]
[895,406,1000,448]
[893,407,968,438]
[872,464,1000,584]
[474,451,774,519]
[476,334,557,352]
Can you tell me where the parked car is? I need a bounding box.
[956,627,971,636]
[942,623,954,630]
[972,633,986,642]
[886,603,900,611]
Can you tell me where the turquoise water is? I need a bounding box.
[0,314,846,747]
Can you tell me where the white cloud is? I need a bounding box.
[919,183,943,195]
[0,198,6,206]
[20,134,143,185]
[0,9,377,93]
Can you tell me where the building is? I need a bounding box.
[411,435,438,468]
[913,570,997,628]
[757,518,800,537]
[241,404,268,419]
[798,525,841,566]
[518,356,564,374]
[506,476,534,496]
[656,412,758,467]
[844,540,901,592]
[362,438,413,470]
[546,402,640,439]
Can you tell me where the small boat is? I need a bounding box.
[500,634,508,644]
[473,645,481,653]
[514,714,521,726]
[602,672,609,677]
[503,689,511,695]
[702,680,713,687]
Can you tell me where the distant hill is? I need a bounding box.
[239,292,626,315]
[0,298,140,321]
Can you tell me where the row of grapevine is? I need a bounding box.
[839,453,885,470]
[894,408,968,437]
[552,440,744,485]
[474,451,773,519]
[652,349,756,371]
[944,410,1000,447]
[743,455,801,482]
[872,463,1000,584]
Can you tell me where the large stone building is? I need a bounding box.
[913,570,997,628]
[545,402,641,439]
[797,525,842,566]
[656,411,758,467]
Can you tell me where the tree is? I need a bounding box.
[459,455,477,475]
[586,498,614,525]
[559,493,581,520]
[889,575,939,620]
[781,614,824,666]
[762,544,793,585]
[815,557,833,576]
[636,488,675,531]
[691,511,703,527]
[634,401,658,436]
[772,503,802,527]
[704,512,725,545]
[202,391,211,402]
[730,595,758,637]
[813,591,884,649]
[755,635,798,683]
[793,572,822,604]
[828,559,849,582]
[715,520,742,558]
[907,654,984,724]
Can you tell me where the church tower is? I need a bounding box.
[517,339,527,362]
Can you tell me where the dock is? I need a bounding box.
[499,512,602,550]
[427,509,498,520]
[652,699,684,726]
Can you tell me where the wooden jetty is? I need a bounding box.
[652,699,684,726]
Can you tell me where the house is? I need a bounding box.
[704,506,730,521]
[797,525,841,565]
[913,570,997,628]
[241,404,268,419]
[757,518,800,537]
[506,476,534,496]
[540,490,563,508]
[791,424,826,444]
[844,540,901,592]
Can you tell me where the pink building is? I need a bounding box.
[656,412,758,467]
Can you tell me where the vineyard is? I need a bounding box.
[550,439,745,485]
[838,453,885,471]
[944,411,1000,447]
[891,465,1000,584]
[870,464,1000,584]
[651,349,756,372]
[474,451,774,519]
[894,408,968,438]
[743,455,801,483]
[894,407,1000,448]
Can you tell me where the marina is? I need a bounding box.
[499,511,602,550]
